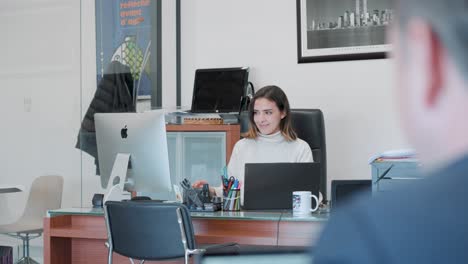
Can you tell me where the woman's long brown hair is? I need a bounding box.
[243,85,297,141]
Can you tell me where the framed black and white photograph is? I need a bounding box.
[297,0,394,63]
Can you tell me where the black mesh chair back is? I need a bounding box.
[290,109,327,200]
[104,201,196,263]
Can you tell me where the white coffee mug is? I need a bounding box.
[292,191,319,216]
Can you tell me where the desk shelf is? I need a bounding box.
[193,218,278,246]
[47,215,106,239]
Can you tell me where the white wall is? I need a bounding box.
[181,0,409,196]
[0,0,82,218]
[0,0,408,258]
[0,0,407,232]
[0,0,82,256]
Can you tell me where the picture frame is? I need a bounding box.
[296,0,394,63]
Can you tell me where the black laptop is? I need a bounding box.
[243,162,321,210]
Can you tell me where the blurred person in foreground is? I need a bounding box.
[313,0,468,263]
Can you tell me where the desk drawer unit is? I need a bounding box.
[371,160,422,193]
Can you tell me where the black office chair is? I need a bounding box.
[290,109,327,200]
[239,108,327,200]
[104,201,238,264]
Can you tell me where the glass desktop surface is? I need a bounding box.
[47,207,104,217]
[201,252,311,264]
[190,210,282,221]
[47,207,329,222]
[0,185,23,194]
[47,207,282,221]
[280,210,329,222]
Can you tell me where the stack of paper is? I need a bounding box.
[368,149,417,164]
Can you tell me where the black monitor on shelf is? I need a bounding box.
[331,180,372,209]
[190,67,249,113]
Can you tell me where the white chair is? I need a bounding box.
[0,175,63,264]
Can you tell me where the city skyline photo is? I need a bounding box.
[297,0,393,63]
[306,0,391,25]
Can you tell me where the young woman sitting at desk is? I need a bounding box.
[193,85,313,204]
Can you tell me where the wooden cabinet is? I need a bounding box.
[167,125,239,190]
[166,124,240,163]
[144,124,240,200]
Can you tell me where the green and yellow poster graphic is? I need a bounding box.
[95,0,161,100]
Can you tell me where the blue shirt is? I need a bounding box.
[313,155,468,263]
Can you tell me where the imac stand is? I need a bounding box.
[103,153,132,203]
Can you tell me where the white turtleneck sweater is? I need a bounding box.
[216,131,313,204]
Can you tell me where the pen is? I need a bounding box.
[382,177,421,180]
[231,179,238,190]
[222,166,228,179]
[221,175,227,196]
[227,177,234,190]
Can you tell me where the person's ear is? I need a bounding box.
[407,19,444,108]
[280,111,286,119]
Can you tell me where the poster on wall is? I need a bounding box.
[95,0,161,103]
[297,0,393,63]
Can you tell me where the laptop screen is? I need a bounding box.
[243,163,321,210]
[191,67,249,113]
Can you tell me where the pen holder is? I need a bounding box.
[223,188,241,211]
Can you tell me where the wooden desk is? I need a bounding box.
[44,208,327,264]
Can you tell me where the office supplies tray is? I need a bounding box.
[187,202,222,212]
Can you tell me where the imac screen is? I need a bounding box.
[95,110,171,194]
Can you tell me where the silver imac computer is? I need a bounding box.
[95,110,171,201]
